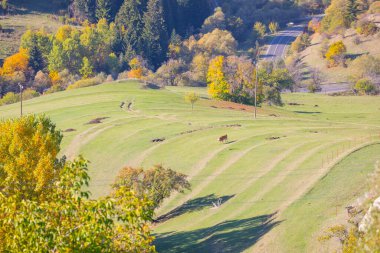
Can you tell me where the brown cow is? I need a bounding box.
[218,134,228,143]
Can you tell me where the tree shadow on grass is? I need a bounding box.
[294,111,321,114]
[155,194,234,223]
[155,213,281,253]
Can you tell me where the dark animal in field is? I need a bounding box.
[120,102,125,108]
[266,136,280,140]
[63,128,76,132]
[86,117,109,124]
[218,134,228,143]
[127,102,132,110]
[151,138,165,143]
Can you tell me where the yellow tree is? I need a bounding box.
[128,57,143,79]
[207,56,230,100]
[0,115,62,201]
[0,115,156,252]
[185,92,200,110]
[325,40,346,66]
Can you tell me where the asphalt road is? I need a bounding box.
[263,24,305,61]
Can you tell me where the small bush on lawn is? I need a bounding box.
[67,73,106,90]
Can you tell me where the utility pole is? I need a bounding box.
[254,41,260,119]
[18,83,23,117]
[255,64,258,119]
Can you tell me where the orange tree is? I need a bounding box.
[1,48,29,76]
[0,115,156,252]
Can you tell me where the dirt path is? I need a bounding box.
[64,124,114,159]
[251,140,379,252]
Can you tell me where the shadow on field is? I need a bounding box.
[294,111,321,114]
[154,213,281,253]
[155,194,234,223]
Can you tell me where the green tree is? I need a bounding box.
[254,22,266,39]
[142,0,168,68]
[185,92,200,110]
[48,41,65,73]
[112,165,191,210]
[106,53,119,77]
[321,0,357,33]
[354,78,377,95]
[116,0,144,54]
[1,0,7,11]
[80,57,94,78]
[27,34,44,72]
[96,0,111,21]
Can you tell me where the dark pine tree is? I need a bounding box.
[96,0,111,21]
[142,0,168,68]
[116,0,144,56]
[346,0,358,26]
[28,35,44,72]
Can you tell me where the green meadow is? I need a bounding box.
[1,80,379,252]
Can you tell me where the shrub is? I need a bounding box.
[368,1,380,14]
[307,82,322,93]
[356,20,378,36]
[353,36,361,45]
[66,73,105,90]
[117,71,129,80]
[22,88,40,100]
[33,71,51,92]
[354,78,378,95]
[291,33,311,53]
[0,92,19,105]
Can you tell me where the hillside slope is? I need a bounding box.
[1,81,380,252]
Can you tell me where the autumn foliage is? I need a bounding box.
[325,40,346,67]
[1,48,29,76]
[0,115,156,252]
[207,56,230,100]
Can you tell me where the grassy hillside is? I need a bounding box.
[0,0,63,62]
[300,29,380,84]
[0,80,379,252]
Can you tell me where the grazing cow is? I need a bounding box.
[218,134,228,143]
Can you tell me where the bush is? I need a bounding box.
[22,88,40,100]
[66,73,106,90]
[117,71,129,80]
[354,78,378,95]
[353,36,361,45]
[290,33,311,53]
[356,20,378,36]
[0,92,19,105]
[368,1,380,14]
[33,71,51,93]
[307,82,322,93]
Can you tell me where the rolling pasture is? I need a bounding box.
[1,80,380,252]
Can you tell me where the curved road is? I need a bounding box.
[263,24,305,61]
